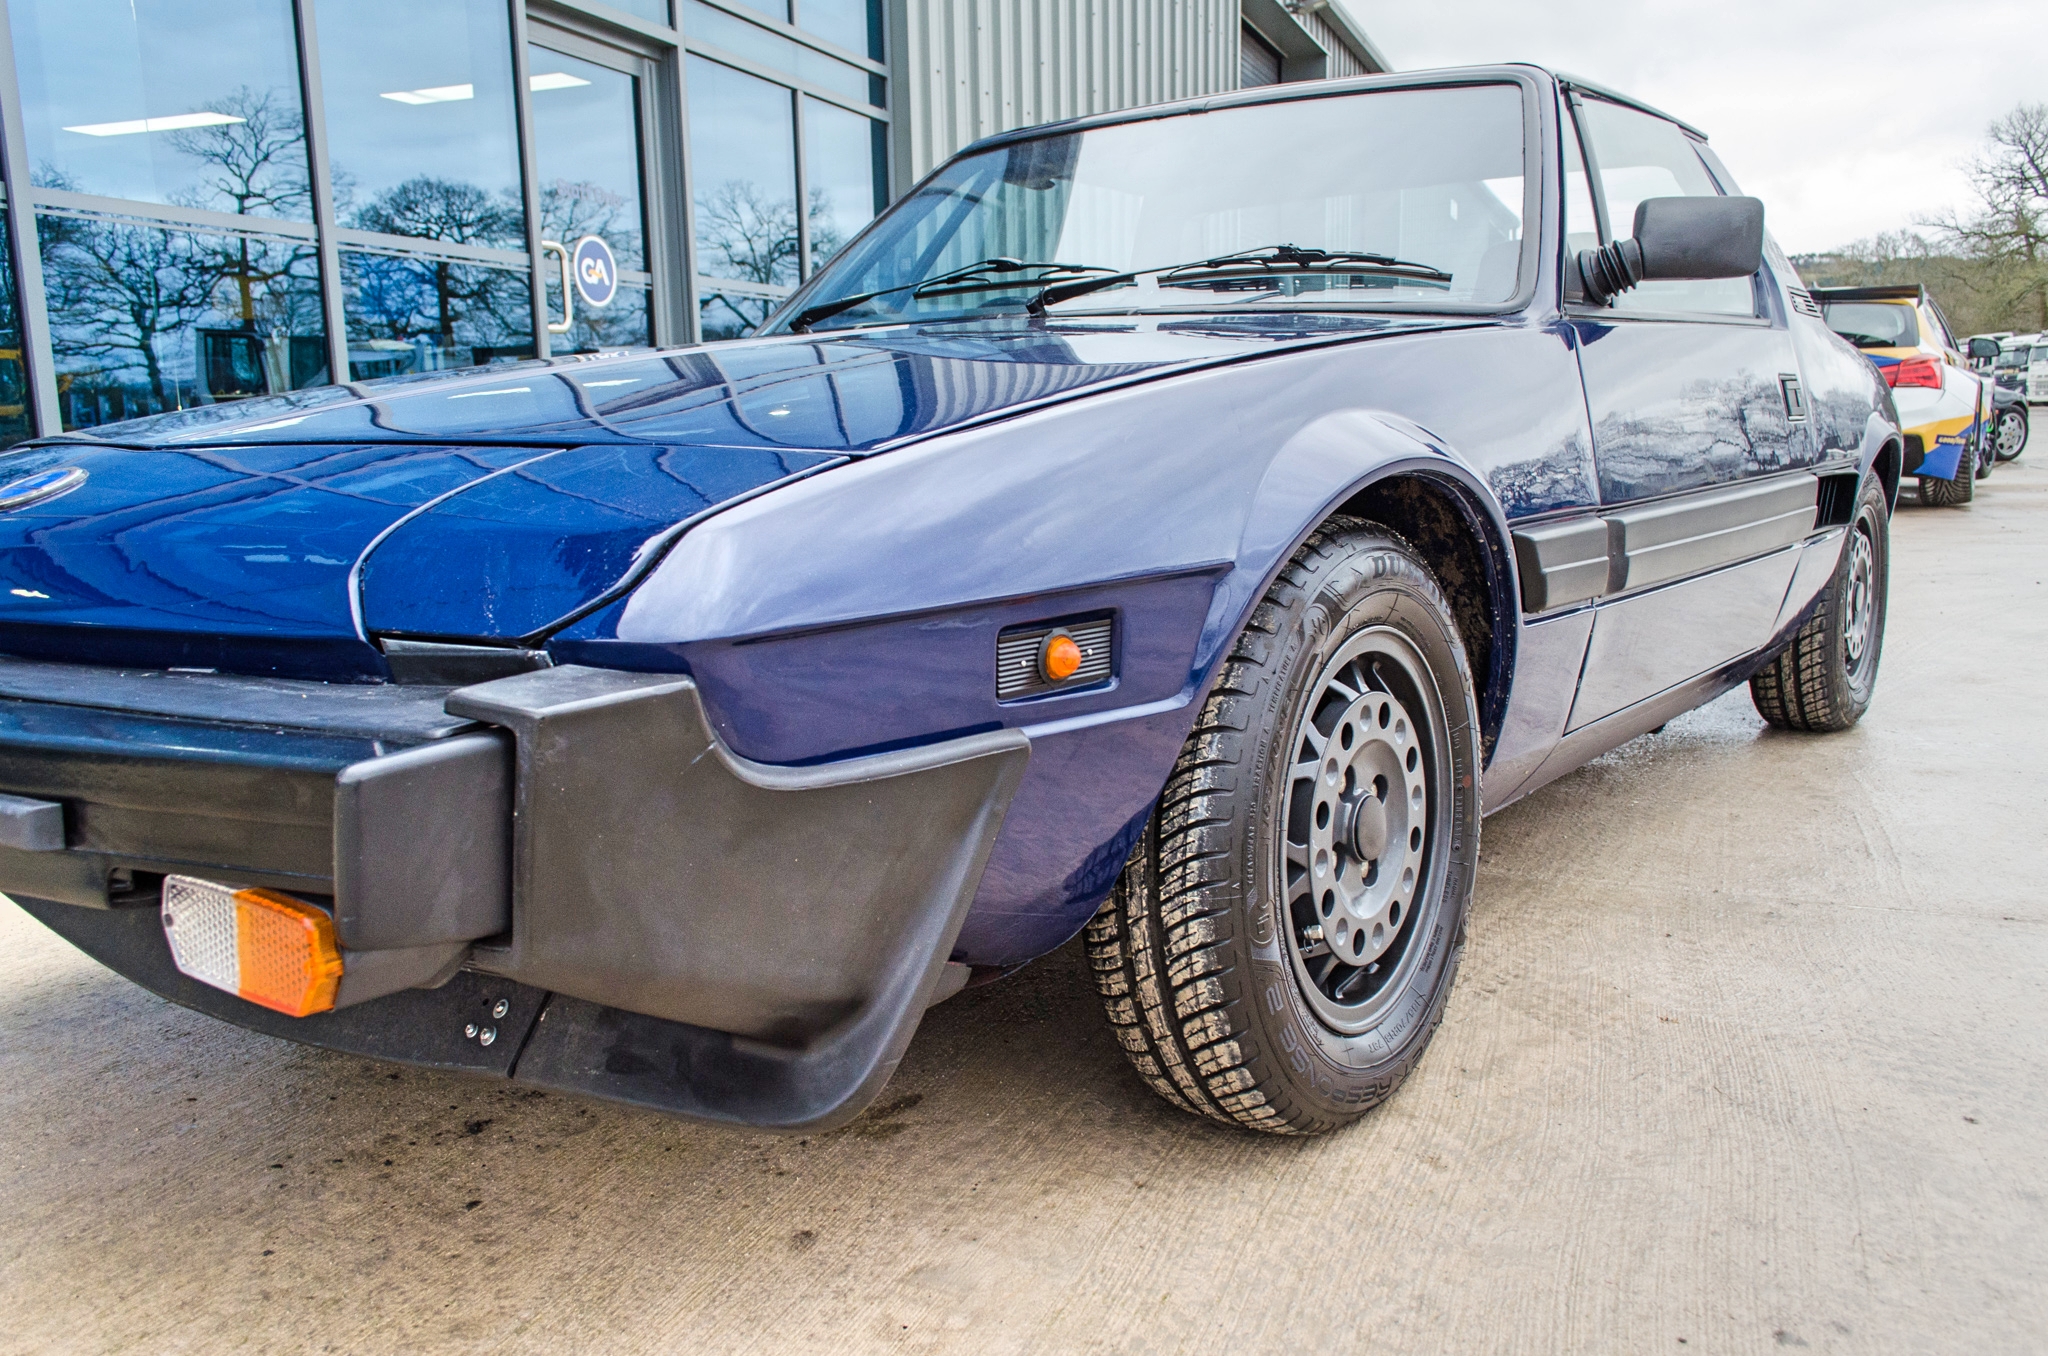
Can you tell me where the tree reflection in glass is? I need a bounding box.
[37,213,325,429]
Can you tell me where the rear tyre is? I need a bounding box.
[1918,438,1974,506]
[1086,519,1481,1135]
[1750,476,1889,732]
[1994,406,2028,462]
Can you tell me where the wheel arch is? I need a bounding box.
[1871,435,1902,510]
[1326,469,1517,759]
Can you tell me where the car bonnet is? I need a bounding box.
[0,315,1464,673]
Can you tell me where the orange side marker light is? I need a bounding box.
[1040,631,1083,683]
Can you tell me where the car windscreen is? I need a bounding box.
[773,83,1528,332]
[1996,344,2030,368]
[1823,301,1919,349]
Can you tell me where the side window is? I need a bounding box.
[1562,111,1600,257]
[1575,97,1757,317]
[1921,302,1957,354]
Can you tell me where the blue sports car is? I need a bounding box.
[0,66,1899,1135]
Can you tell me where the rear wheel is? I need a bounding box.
[1086,519,1481,1135]
[1994,406,2028,461]
[1918,438,1974,506]
[1750,476,1888,731]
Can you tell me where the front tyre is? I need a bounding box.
[1087,519,1481,1135]
[1750,475,1889,731]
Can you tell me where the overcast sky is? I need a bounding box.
[1349,0,2048,255]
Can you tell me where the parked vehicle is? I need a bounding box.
[1989,333,2035,392]
[1993,384,2030,461]
[1815,285,1990,504]
[0,66,1902,1136]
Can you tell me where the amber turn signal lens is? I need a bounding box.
[1040,632,1084,683]
[162,876,343,1017]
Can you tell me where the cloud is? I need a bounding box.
[1345,0,2046,252]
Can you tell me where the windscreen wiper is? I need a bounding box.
[1028,244,1454,314]
[786,258,1114,333]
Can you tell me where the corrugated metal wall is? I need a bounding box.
[1296,9,1373,80]
[889,0,1239,187]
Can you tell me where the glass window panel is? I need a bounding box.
[609,0,673,23]
[0,213,29,449]
[1576,98,1754,317]
[39,215,327,430]
[340,248,535,377]
[689,57,797,291]
[545,273,653,352]
[792,84,1526,330]
[9,0,310,218]
[802,97,884,271]
[798,0,881,59]
[696,288,778,342]
[318,0,526,249]
[1562,111,1599,257]
[731,0,791,23]
[683,2,873,105]
[530,47,649,273]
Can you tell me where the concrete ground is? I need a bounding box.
[3,428,2045,1356]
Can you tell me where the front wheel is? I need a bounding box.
[1994,406,2028,461]
[1087,519,1481,1135]
[1750,475,1889,731]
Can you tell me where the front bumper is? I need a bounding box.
[0,659,1029,1129]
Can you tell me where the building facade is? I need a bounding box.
[0,0,1383,449]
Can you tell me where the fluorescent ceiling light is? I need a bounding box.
[529,72,591,92]
[64,111,246,137]
[380,83,475,105]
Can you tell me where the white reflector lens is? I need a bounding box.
[161,875,343,1017]
[162,876,241,990]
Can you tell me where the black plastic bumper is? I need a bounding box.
[0,659,1029,1130]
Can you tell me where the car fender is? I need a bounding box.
[555,342,1533,966]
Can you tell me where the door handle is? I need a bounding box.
[1779,373,1807,422]
[540,240,573,335]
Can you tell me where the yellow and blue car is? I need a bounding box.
[1816,285,1992,504]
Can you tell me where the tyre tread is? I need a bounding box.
[1085,517,1464,1135]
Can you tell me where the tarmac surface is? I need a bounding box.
[4,424,2045,1355]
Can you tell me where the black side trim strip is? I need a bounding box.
[1512,471,1821,614]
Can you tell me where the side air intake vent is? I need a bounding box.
[997,616,1114,701]
[1788,287,1823,319]
[1814,472,1859,528]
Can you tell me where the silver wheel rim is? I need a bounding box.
[1843,520,1876,677]
[1280,626,1448,1035]
[1997,410,2026,457]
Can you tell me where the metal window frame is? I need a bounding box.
[292,0,352,389]
[0,0,61,436]
[526,13,685,344]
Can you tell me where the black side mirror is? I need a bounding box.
[1578,196,1766,304]
[1969,336,2002,360]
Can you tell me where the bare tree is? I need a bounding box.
[39,215,222,412]
[351,177,530,356]
[1923,102,2048,331]
[165,87,319,330]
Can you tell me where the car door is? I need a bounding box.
[1564,92,1817,729]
